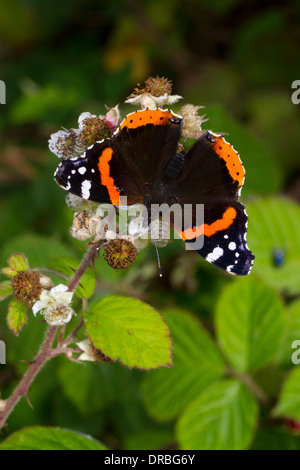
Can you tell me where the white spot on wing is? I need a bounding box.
[229,242,236,250]
[206,246,224,262]
[78,167,87,175]
[81,180,92,199]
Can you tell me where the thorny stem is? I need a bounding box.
[0,245,98,431]
[0,326,57,430]
[67,244,98,293]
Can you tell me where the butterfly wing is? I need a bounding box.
[54,108,183,205]
[173,132,254,275]
[111,108,183,202]
[54,140,120,203]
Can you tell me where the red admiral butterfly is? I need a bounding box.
[54,108,254,275]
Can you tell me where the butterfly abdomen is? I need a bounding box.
[163,151,185,183]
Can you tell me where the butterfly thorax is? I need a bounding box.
[144,151,185,208]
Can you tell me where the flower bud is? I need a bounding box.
[180,104,209,138]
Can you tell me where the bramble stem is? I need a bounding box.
[0,326,57,429]
[67,244,98,293]
[0,245,98,430]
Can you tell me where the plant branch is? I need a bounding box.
[67,244,99,293]
[0,326,57,429]
[0,245,98,430]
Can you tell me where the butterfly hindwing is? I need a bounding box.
[178,202,254,275]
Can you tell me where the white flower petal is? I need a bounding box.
[45,309,73,326]
[32,299,47,316]
[59,291,73,303]
[39,290,51,301]
[76,339,91,354]
[78,112,96,129]
[78,352,95,362]
[49,284,68,296]
[48,130,69,157]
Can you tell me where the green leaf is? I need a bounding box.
[141,310,225,421]
[216,277,285,373]
[274,367,300,420]
[2,253,30,277]
[7,299,28,335]
[8,252,30,271]
[83,296,172,370]
[57,359,113,414]
[251,427,300,450]
[2,266,17,278]
[48,257,96,298]
[124,429,173,450]
[0,233,75,269]
[247,197,300,294]
[0,280,12,300]
[276,299,300,366]
[0,426,106,450]
[176,379,258,450]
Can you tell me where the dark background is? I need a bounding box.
[0,0,300,450]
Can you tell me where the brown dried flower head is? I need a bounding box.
[80,116,112,147]
[129,76,172,98]
[11,270,42,307]
[103,238,137,270]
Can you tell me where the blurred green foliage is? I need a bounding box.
[1,0,300,450]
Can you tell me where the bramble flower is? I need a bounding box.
[70,211,102,242]
[0,253,53,335]
[78,105,120,146]
[48,128,84,159]
[78,105,120,133]
[103,238,138,270]
[126,76,182,109]
[76,339,114,363]
[49,106,120,160]
[79,114,112,146]
[180,104,209,138]
[32,284,75,326]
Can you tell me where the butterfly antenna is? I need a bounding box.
[154,241,163,278]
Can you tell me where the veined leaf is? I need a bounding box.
[83,296,172,370]
[177,379,258,450]
[216,277,285,373]
[141,310,225,421]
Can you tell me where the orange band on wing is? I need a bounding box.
[181,207,237,240]
[212,136,245,188]
[120,108,179,130]
[98,147,120,205]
